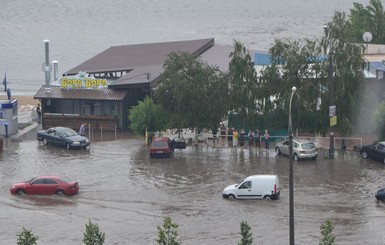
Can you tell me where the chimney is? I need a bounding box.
[43,39,52,86]
[52,60,59,83]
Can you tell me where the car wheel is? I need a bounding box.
[361,151,368,159]
[263,195,271,200]
[293,154,299,161]
[42,138,48,145]
[16,189,26,195]
[312,156,317,160]
[275,147,281,155]
[66,143,70,150]
[56,189,65,195]
[228,194,236,200]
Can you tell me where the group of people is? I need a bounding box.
[219,125,270,149]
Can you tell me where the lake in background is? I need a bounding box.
[0,0,370,95]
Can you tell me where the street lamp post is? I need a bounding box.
[324,25,335,159]
[288,86,296,245]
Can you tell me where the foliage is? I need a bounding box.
[128,96,169,136]
[319,219,335,245]
[83,219,105,245]
[238,221,253,245]
[260,11,365,136]
[373,101,385,140]
[348,0,385,44]
[154,52,228,132]
[17,227,38,245]
[156,216,180,245]
[228,40,259,129]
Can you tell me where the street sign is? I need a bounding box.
[330,116,337,127]
[329,105,336,117]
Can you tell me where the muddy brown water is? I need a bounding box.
[1,136,385,245]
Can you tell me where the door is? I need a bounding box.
[43,178,60,194]
[235,181,257,199]
[26,178,45,195]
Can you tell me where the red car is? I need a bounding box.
[149,137,173,158]
[10,176,79,196]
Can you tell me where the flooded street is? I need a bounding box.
[1,136,385,245]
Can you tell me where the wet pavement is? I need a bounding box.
[1,133,385,245]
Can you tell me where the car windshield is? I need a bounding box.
[61,128,78,137]
[301,142,315,149]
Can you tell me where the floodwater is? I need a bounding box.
[1,134,385,245]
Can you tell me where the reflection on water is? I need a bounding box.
[1,139,385,244]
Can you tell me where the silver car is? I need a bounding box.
[275,138,318,161]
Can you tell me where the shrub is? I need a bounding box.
[83,219,105,245]
[17,227,38,245]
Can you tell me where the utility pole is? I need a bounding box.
[325,25,335,159]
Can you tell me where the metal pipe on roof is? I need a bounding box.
[42,39,52,86]
[52,60,59,83]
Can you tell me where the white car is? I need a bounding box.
[275,138,318,161]
[222,175,280,200]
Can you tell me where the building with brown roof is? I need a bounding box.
[34,38,231,131]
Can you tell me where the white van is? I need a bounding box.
[222,175,280,200]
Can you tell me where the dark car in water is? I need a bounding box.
[375,188,385,201]
[37,127,90,149]
[360,141,385,163]
[149,137,173,158]
[10,175,79,196]
[170,137,187,149]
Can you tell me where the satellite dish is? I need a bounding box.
[363,32,372,55]
[363,32,372,43]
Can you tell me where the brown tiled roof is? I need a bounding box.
[65,38,215,76]
[34,85,128,101]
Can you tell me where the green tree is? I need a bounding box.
[319,218,335,245]
[238,221,253,245]
[322,11,366,137]
[128,96,169,136]
[156,216,180,245]
[82,219,105,245]
[154,52,228,134]
[373,101,385,140]
[260,11,365,136]
[348,0,385,44]
[17,227,38,245]
[228,40,259,129]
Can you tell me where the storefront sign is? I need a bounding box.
[61,72,107,89]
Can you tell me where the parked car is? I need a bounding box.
[222,175,280,200]
[360,141,385,163]
[170,137,187,149]
[37,127,90,149]
[149,137,173,158]
[275,138,318,161]
[375,188,385,201]
[10,176,79,196]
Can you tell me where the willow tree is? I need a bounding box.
[227,40,259,129]
[348,0,385,44]
[154,52,228,134]
[260,39,324,133]
[259,11,365,136]
[322,11,366,137]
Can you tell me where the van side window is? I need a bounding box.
[239,181,251,189]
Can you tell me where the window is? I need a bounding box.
[31,179,44,185]
[239,181,252,189]
[44,179,58,184]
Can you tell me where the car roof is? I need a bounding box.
[35,175,61,179]
[245,175,278,180]
[293,138,314,144]
[153,137,170,142]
